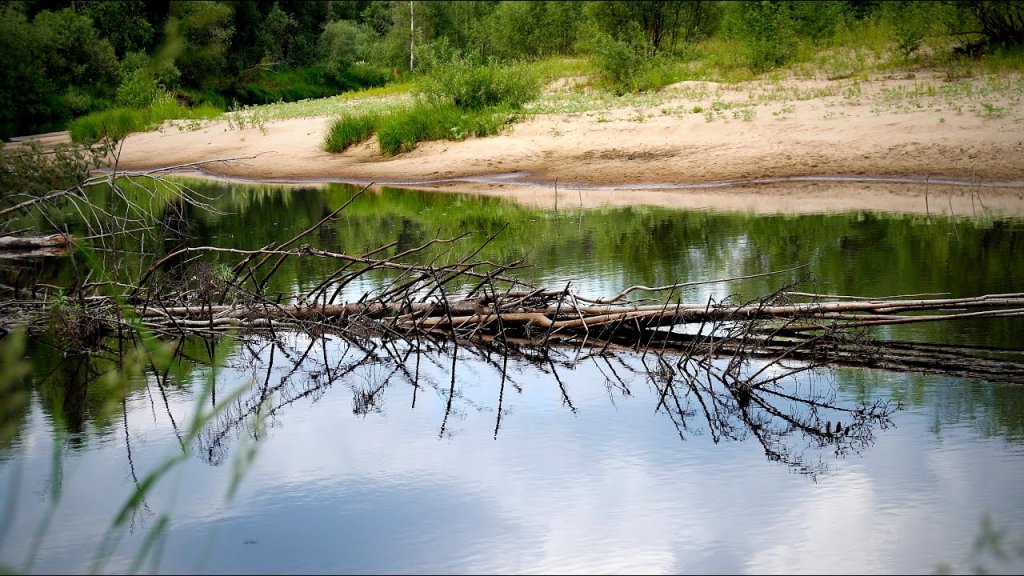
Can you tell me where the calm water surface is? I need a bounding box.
[1,182,1023,574]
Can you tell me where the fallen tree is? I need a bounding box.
[4,153,1022,479]
[1,154,1022,386]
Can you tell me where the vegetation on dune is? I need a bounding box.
[0,1,1021,146]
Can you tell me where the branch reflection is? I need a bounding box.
[194,329,897,480]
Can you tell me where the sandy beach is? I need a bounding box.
[44,70,1024,214]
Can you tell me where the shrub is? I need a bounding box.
[116,68,160,108]
[418,56,540,111]
[589,29,678,95]
[68,107,143,144]
[340,62,393,91]
[736,1,799,71]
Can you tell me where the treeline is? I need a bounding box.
[1,0,1021,140]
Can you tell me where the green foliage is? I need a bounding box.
[233,66,334,104]
[587,0,706,55]
[983,44,1024,71]
[68,94,220,145]
[0,4,51,138]
[231,63,391,106]
[962,0,1024,48]
[733,1,800,71]
[0,140,112,209]
[320,19,377,83]
[341,62,393,91]
[418,53,541,111]
[318,101,511,156]
[68,108,144,145]
[169,0,235,89]
[324,112,379,153]
[881,1,943,60]
[481,0,586,59]
[377,102,474,155]
[4,0,1022,144]
[116,68,161,109]
[0,3,120,138]
[82,0,157,58]
[0,329,31,453]
[584,27,680,94]
[33,7,121,90]
[255,2,299,66]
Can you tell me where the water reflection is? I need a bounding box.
[4,181,1024,573]
[192,330,896,480]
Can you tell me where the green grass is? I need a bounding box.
[232,64,394,106]
[371,102,515,155]
[324,112,380,153]
[323,99,518,156]
[68,95,220,144]
[529,56,596,83]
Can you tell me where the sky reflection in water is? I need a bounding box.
[2,184,1024,574]
[3,335,1024,575]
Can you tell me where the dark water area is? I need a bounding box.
[1,181,1023,574]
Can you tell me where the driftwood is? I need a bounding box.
[2,161,1022,387]
[0,234,73,257]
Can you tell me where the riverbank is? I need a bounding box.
[25,69,1024,215]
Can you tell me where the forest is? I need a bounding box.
[1,0,1022,141]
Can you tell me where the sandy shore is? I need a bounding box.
[32,70,1024,215]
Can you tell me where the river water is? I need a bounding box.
[1,182,1022,574]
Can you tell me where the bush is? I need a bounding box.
[340,63,393,91]
[68,107,143,143]
[418,55,540,111]
[376,102,454,155]
[116,69,160,108]
[589,29,678,95]
[736,1,799,71]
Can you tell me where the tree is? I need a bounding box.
[256,2,300,67]
[732,1,800,71]
[320,19,376,81]
[482,1,585,59]
[0,4,53,138]
[955,0,1024,48]
[33,7,120,91]
[169,0,236,89]
[82,0,158,58]
[587,0,690,55]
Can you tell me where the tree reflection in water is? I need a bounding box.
[194,327,897,480]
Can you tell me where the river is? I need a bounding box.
[1,181,1022,574]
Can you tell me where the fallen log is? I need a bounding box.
[0,234,72,249]
[0,234,73,257]
[126,293,1024,333]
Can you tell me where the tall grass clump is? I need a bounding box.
[324,47,533,156]
[324,111,379,152]
[376,102,512,155]
[68,92,220,145]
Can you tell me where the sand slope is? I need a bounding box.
[49,71,1024,214]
